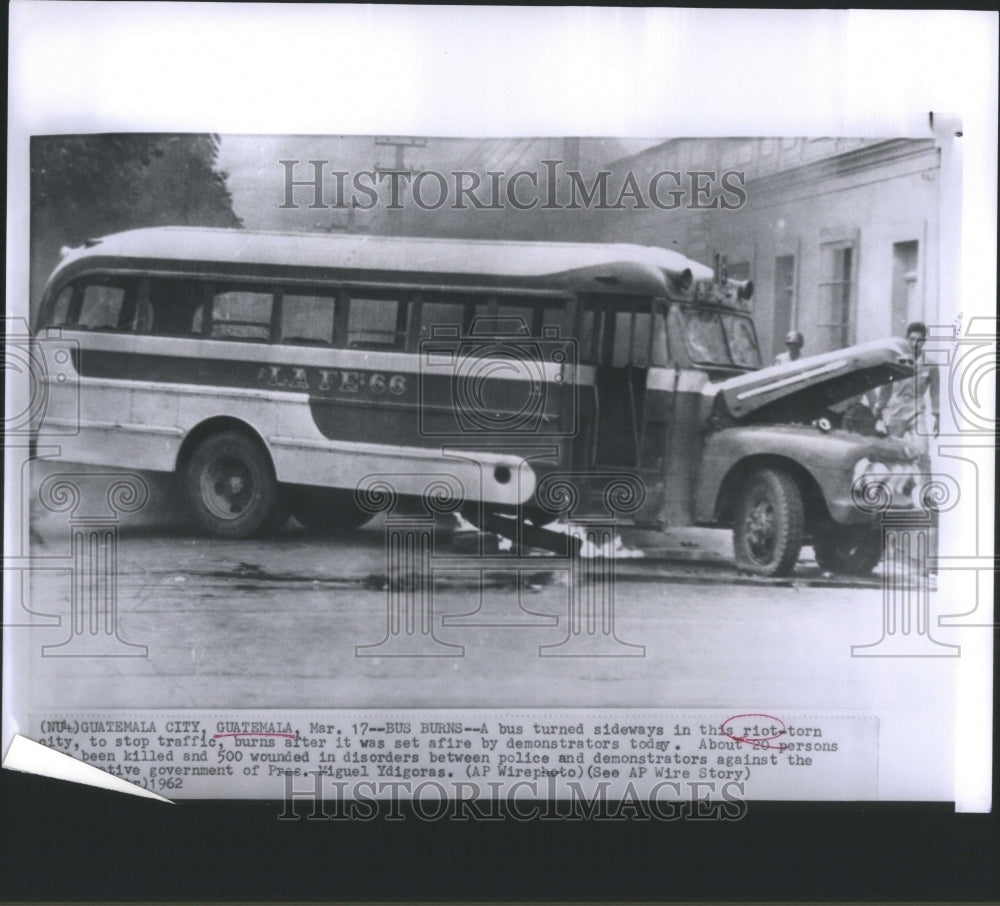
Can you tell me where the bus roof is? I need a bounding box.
[52,226,716,294]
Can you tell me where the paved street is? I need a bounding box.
[15,470,957,720]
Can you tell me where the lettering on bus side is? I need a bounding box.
[255,365,408,396]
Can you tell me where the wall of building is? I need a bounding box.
[596,138,941,361]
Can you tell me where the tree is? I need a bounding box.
[30,133,241,314]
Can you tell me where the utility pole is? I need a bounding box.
[325,137,427,234]
[371,137,429,235]
[374,136,427,176]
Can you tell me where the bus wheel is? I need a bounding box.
[288,486,371,534]
[182,431,281,539]
[813,523,883,575]
[733,468,804,576]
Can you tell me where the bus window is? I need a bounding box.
[581,298,614,363]
[680,307,730,365]
[77,282,127,330]
[721,313,761,368]
[612,309,652,367]
[420,299,467,338]
[540,300,572,337]
[347,295,408,349]
[631,312,651,367]
[495,300,535,336]
[580,307,598,363]
[130,281,154,332]
[48,286,74,326]
[281,291,336,345]
[651,310,669,367]
[144,278,207,336]
[487,297,571,337]
[613,311,633,367]
[211,288,273,341]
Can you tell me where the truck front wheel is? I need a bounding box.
[733,468,804,576]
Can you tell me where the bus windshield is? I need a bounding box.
[679,306,761,369]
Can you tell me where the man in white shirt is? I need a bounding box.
[871,321,941,585]
[872,321,941,468]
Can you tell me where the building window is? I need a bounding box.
[891,241,919,337]
[818,240,856,349]
[726,261,751,282]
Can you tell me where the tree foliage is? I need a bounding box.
[30,134,241,309]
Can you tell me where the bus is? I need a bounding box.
[33,227,920,575]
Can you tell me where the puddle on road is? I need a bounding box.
[189,562,360,587]
[195,563,568,593]
[361,569,567,592]
[167,545,884,592]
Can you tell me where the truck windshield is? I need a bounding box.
[680,306,761,369]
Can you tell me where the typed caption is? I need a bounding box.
[30,708,878,801]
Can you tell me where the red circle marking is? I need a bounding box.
[720,713,787,750]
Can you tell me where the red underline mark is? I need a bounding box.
[213,732,297,739]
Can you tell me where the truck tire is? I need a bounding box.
[182,430,283,539]
[288,486,371,534]
[733,468,804,576]
[813,523,883,575]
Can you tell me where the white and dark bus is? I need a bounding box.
[34,227,916,575]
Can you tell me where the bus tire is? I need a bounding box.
[733,468,804,576]
[288,486,371,534]
[813,523,883,575]
[182,431,282,539]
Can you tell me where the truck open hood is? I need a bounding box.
[711,337,915,423]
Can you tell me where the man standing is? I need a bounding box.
[773,329,804,365]
[872,321,941,466]
[871,321,941,587]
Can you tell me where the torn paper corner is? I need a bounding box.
[3,735,173,803]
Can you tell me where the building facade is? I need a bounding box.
[596,138,941,362]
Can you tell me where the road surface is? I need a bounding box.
[14,498,954,718]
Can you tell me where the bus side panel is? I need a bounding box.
[45,334,570,499]
[53,333,283,473]
[36,338,185,472]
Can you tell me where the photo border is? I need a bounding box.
[4,4,997,902]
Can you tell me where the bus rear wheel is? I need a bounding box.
[733,468,804,576]
[288,486,371,535]
[813,523,883,575]
[182,431,283,539]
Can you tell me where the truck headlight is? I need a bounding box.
[852,459,914,510]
